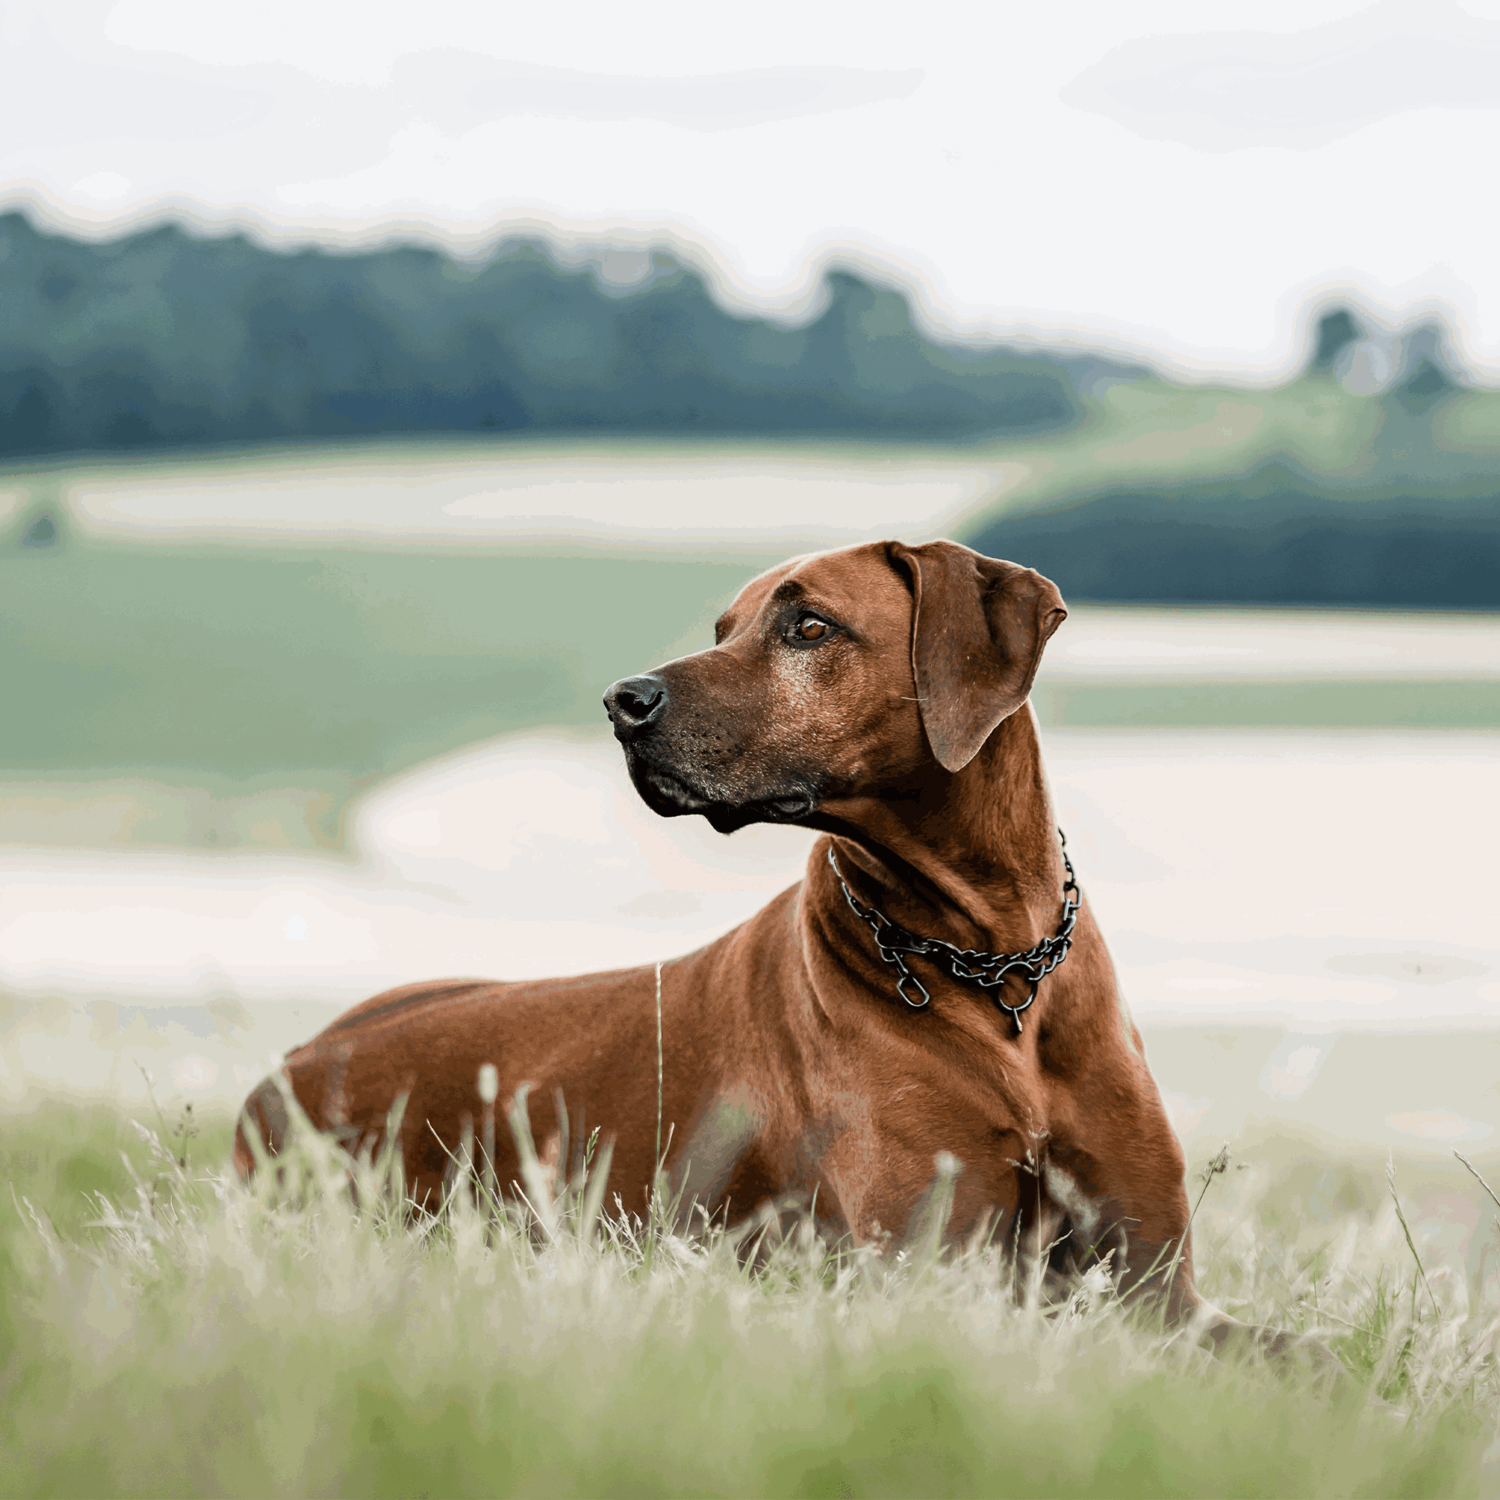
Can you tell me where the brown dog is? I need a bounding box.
[236,540,1228,1326]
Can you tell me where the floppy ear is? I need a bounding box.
[890,540,1067,773]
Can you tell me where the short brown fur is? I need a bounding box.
[235,541,1281,1344]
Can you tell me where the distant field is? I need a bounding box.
[9,534,1495,786]
[5,441,1499,857]
[0,535,770,841]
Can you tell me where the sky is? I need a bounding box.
[5,1,1500,379]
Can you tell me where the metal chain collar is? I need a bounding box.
[827,830,1081,1035]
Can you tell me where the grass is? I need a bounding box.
[3,1093,1498,1498]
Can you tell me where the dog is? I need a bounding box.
[235,539,1295,1348]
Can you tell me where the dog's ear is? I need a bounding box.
[890,540,1067,773]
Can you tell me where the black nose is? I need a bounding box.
[603,673,669,740]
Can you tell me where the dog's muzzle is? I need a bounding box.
[603,669,821,831]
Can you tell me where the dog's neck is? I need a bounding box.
[825,704,1067,955]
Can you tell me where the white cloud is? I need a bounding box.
[1062,0,1500,151]
[0,1,1490,376]
[70,170,132,200]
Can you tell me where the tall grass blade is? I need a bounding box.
[1453,1149,1500,1214]
[578,1137,615,1245]
[1386,1152,1439,1320]
[506,1082,558,1241]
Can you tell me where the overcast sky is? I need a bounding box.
[5,0,1500,380]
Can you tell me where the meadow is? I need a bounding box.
[4,433,1499,1496]
[3,1082,1499,1498]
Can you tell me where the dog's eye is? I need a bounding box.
[791,614,831,643]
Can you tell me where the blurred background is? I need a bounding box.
[2,0,1498,1217]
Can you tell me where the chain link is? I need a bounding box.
[827,830,1081,1035]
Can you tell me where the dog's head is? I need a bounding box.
[603,539,1066,834]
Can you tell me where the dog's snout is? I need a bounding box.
[604,673,670,740]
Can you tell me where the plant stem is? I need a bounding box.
[1387,1152,1439,1320]
[1454,1150,1500,1214]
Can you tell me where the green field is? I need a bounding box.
[1,530,778,848]
[3,1086,1498,1498]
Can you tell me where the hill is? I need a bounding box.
[966,310,1500,608]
